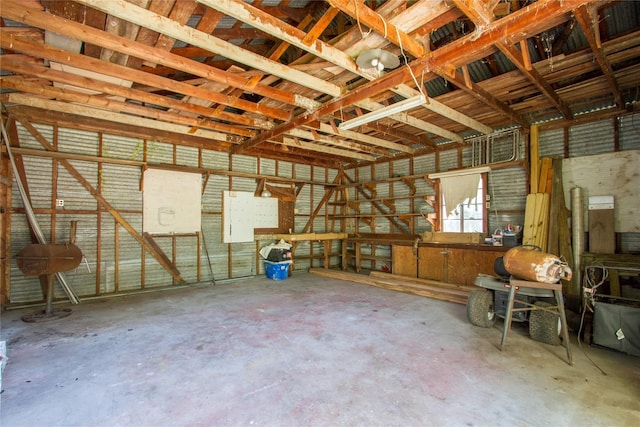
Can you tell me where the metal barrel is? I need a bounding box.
[15,243,83,276]
[503,246,572,284]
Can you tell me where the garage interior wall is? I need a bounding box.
[4,113,640,304]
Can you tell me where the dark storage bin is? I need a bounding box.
[503,232,518,247]
[266,248,292,262]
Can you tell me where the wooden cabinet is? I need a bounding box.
[392,245,417,277]
[393,244,506,287]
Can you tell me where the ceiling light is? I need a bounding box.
[356,48,399,71]
[261,188,271,198]
[338,95,427,131]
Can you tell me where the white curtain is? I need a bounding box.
[440,173,481,217]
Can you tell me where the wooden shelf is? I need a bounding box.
[338,173,430,188]
[330,213,425,218]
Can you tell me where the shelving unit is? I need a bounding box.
[328,173,440,235]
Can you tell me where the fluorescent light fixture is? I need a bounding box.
[338,95,427,131]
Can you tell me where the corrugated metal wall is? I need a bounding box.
[7,122,339,304]
[7,113,639,304]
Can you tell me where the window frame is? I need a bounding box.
[439,173,488,234]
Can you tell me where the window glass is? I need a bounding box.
[441,180,483,232]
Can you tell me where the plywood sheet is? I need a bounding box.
[392,246,417,277]
[143,169,201,234]
[563,150,640,232]
[589,209,615,254]
[418,247,446,282]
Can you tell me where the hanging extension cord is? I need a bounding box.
[577,264,609,376]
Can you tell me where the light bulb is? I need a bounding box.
[377,62,384,71]
[371,58,379,68]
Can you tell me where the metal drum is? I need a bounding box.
[503,246,572,284]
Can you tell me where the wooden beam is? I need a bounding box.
[574,4,623,109]
[0,5,317,111]
[497,41,573,120]
[325,0,425,57]
[0,77,254,139]
[279,137,376,162]
[0,55,268,130]
[207,0,482,138]
[312,122,414,154]
[3,93,234,144]
[0,31,290,121]
[75,0,342,97]
[439,69,529,127]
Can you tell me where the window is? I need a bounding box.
[441,178,484,233]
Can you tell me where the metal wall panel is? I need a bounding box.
[231,154,257,174]
[438,149,458,172]
[58,128,99,156]
[294,163,311,181]
[260,158,276,176]
[278,161,293,179]
[295,185,311,217]
[357,164,372,182]
[392,158,410,175]
[413,152,436,174]
[538,128,565,158]
[176,145,199,167]
[619,114,640,151]
[621,233,640,253]
[16,122,54,150]
[569,121,614,157]
[487,167,527,233]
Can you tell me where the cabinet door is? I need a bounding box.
[418,247,446,281]
[447,249,504,286]
[476,250,504,277]
[392,246,417,277]
[446,249,469,285]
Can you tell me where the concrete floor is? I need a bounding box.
[1,272,638,427]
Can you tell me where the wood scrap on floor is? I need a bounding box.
[308,269,477,305]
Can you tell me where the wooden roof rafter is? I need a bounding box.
[574,4,624,109]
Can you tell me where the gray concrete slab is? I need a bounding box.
[1,273,639,426]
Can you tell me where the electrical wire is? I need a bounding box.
[353,0,371,39]
[395,26,426,100]
[577,264,609,375]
